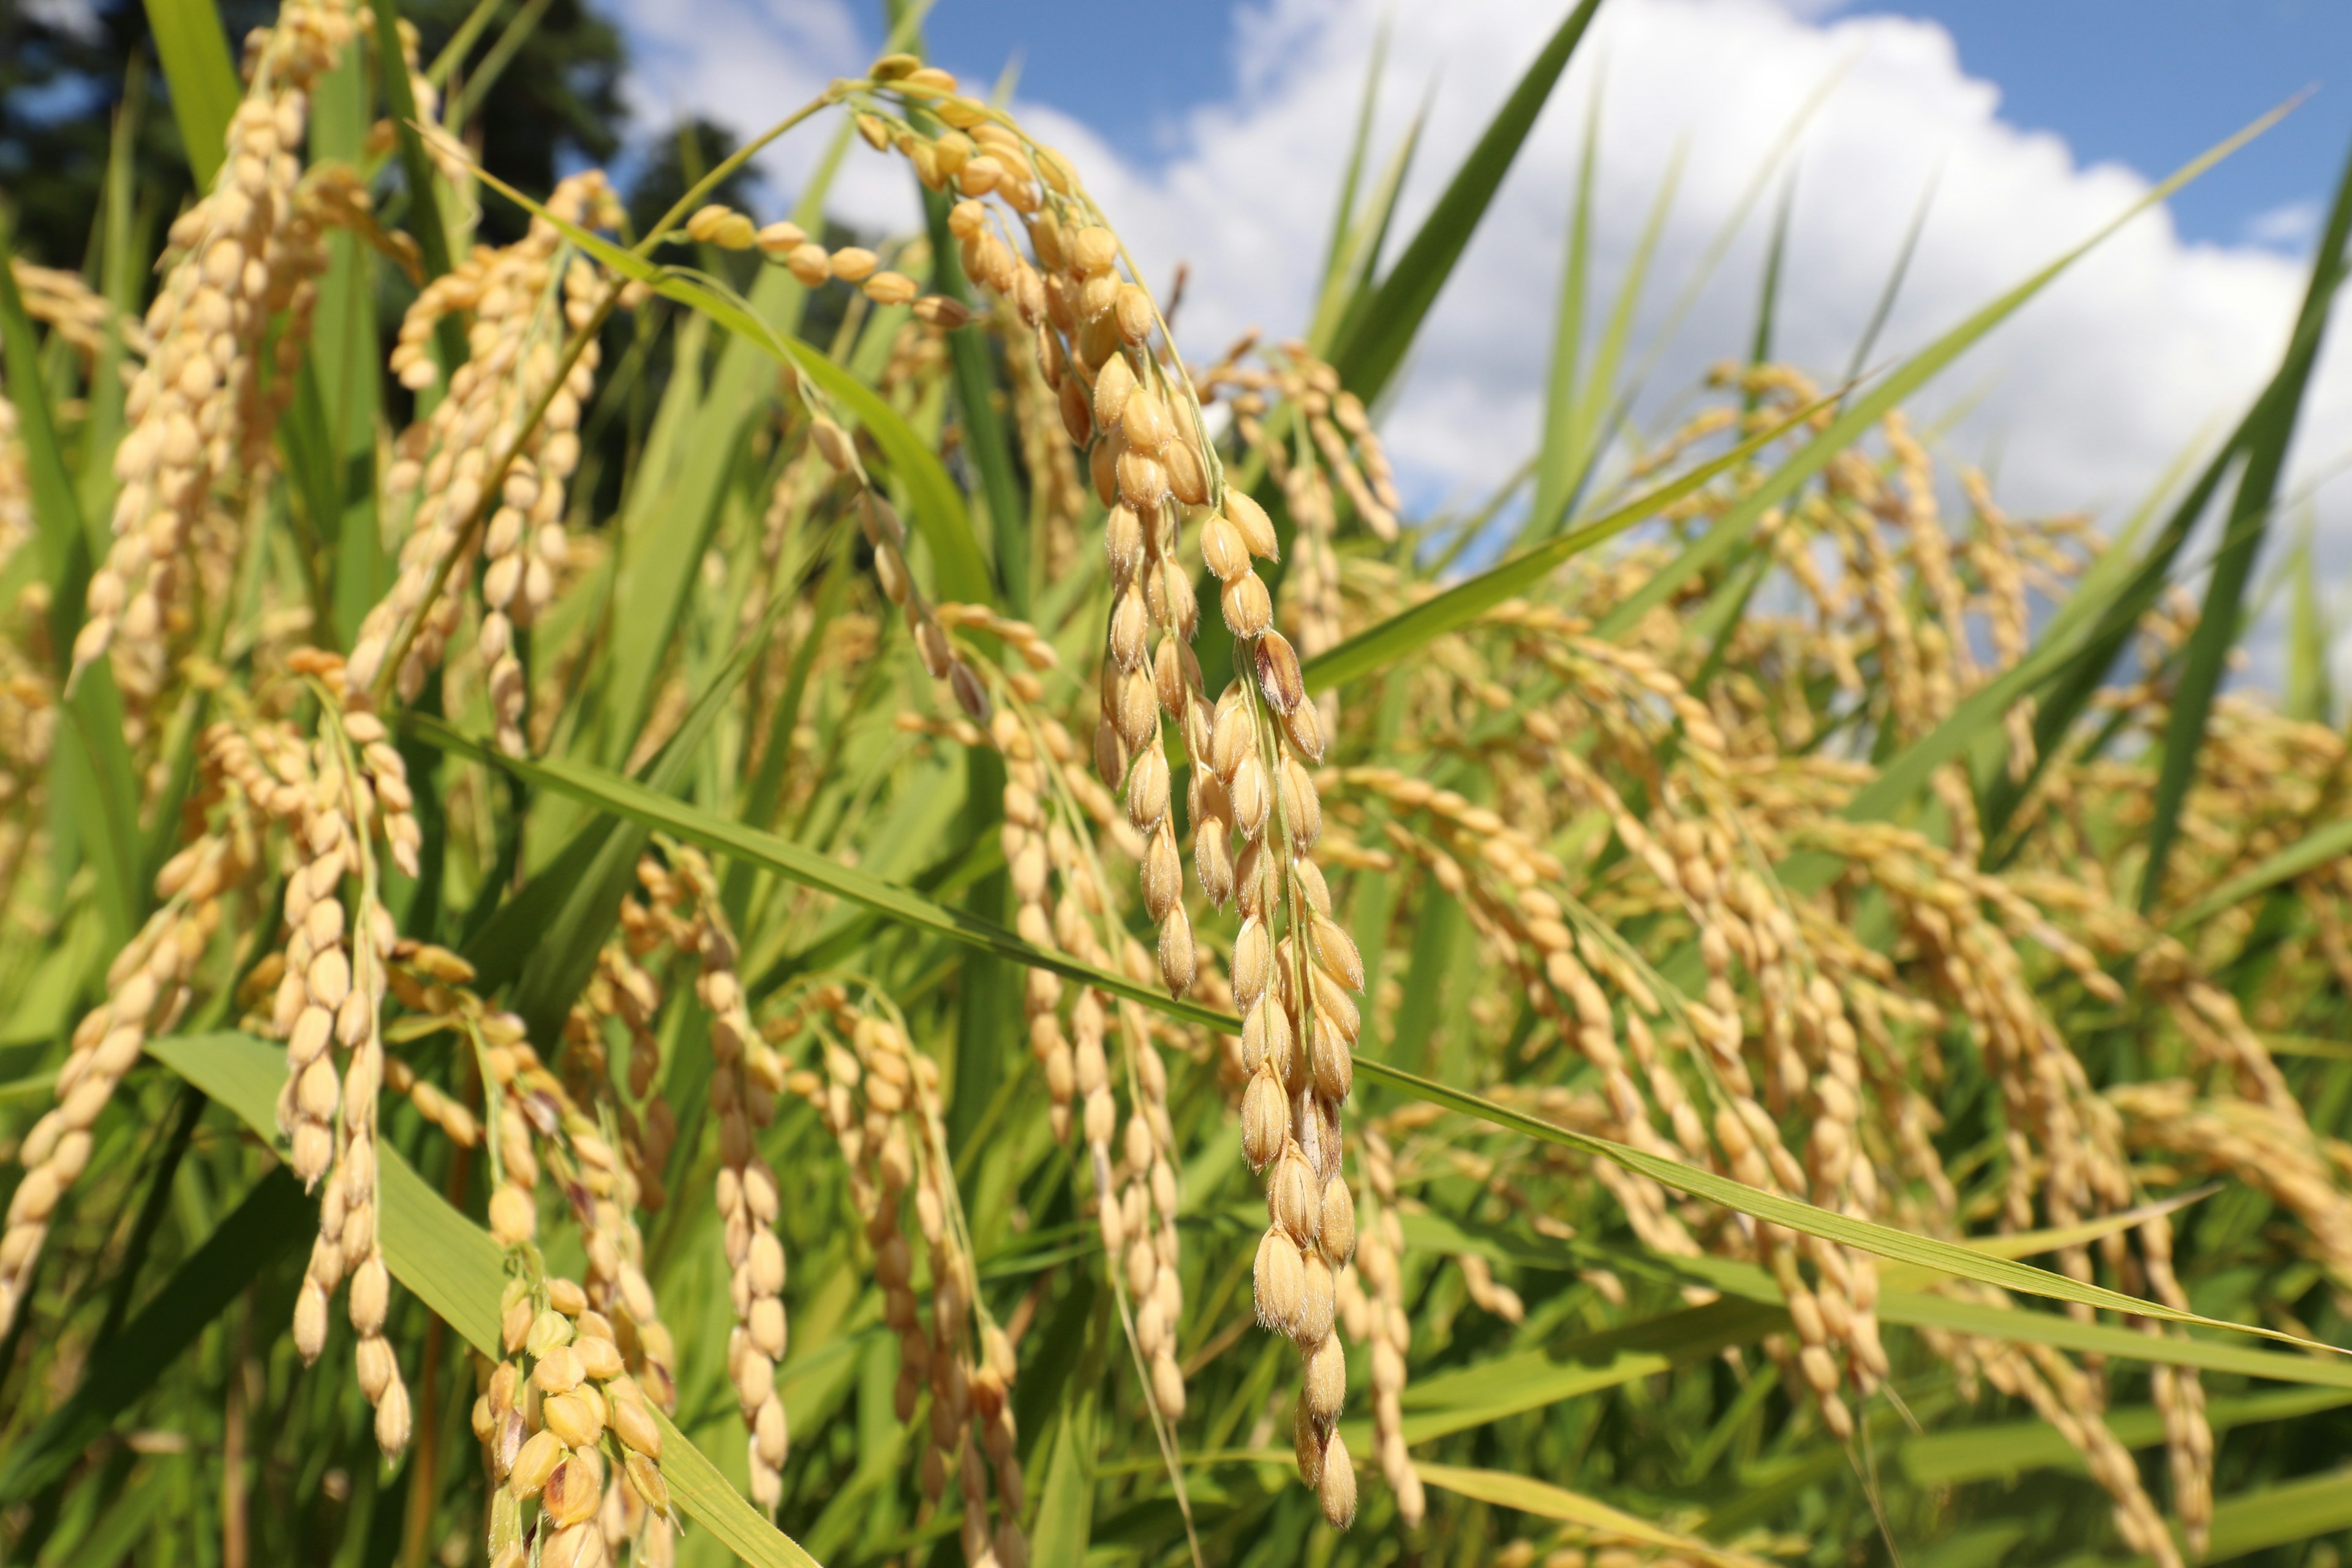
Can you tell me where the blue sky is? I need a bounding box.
[918,0,2352,252]
[1835,0,2352,250]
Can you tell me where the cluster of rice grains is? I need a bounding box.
[478,1273,674,1568]
[72,0,363,722]
[351,170,625,752]
[778,984,1028,1567]
[809,55,1376,1525]
[0,641,427,1467]
[1293,364,2352,1564]
[625,850,793,1507]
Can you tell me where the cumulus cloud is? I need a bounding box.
[2245,198,2323,252]
[614,0,2351,673]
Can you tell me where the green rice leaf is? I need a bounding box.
[2138,130,2352,913]
[1840,165,1938,391]
[499,578,801,1041]
[0,1163,308,1502]
[1327,0,1605,405]
[1980,427,2241,849]
[1316,17,1389,302]
[0,213,92,658]
[1029,1391,1098,1564]
[448,0,557,134]
[2175,1464,2352,1564]
[140,0,239,187]
[1872,1283,2352,1390]
[1746,172,1797,375]
[597,374,748,753]
[2169,816,2352,932]
[1302,391,1836,691]
[405,716,1234,1031]
[1530,138,1684,542]
[2283,510,2335,723]
[1307,91,1428,359]
[1387,1298,1782,1444]
[1,217,143,948]
[1527,86,1601,541]
[1414,1463,1774,1568]
[589,127,849,763]
[1348,1052,2343,1353]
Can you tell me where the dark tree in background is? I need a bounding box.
[0,0,193,266]
[624,115,764,246]
[407,0,627,244]
[0,0,628,265]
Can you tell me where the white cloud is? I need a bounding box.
[612,0,2351,682]
[2245,197,2323,252]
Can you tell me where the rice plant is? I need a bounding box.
[4,2,2352,1566]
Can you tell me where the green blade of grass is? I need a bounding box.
[409,716,1233,1031]
[1374,1267,2352,1460]
[1415,1463,1773,1568]
[1528,85,1602,541]
[447,0,556,135]
[1872,1282,2352,1389]
[2168,816,2352,932]
[1316,17,1389,299]
[1029,1384,1099,1565]
[1613,56,1846,422]
[1327,0,1606,405]
[140,0,238,187]
[74,71,142,532]
[1412,1188,2352,1403]
[1349,1052,2344,1352]
[0,214,93,666]
[0,236,90,677]
[597,399,746,755]
[1545,138,1683,538]
[1747,170,1797,375]
[722,518,856,922]
[584,117,843,764]
[309,39,389,647]
[1593,100,2292,643]
[1986,146,2348,850]
[2,217,142,949]
[1308,89,1431,361]
[2283,509,2335,723]
[0,1164,309,1502]
[496,574,803,1041]
[1841,163,1938,394]
[145,1032,826,1568]
[2138,129,2352,913]
[423,0,503,88]
[1980,445,2242,851]
[1387,1297,1783,1443]
[1302,389,1836,691]
[2162,1464,2352,1564]
[1825,425,2188,878]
